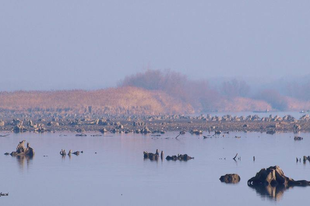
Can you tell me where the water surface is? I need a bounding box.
[0,132,309,206]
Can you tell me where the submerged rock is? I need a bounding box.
[220,174,240,184]
[60,149,66,156]
[9,140,35,158]
[143,151,159,161]
[294,136,303,141]
[73,151,80,156]
[76,133,87,137]
[248,166,310,200]
[248,166,310,187]
[0,192,9,197]
[166,154,194,161]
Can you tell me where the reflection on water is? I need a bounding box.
[16,155,34,171]
[1,132,310,206]
[248,184,290,201]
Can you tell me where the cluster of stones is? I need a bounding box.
[60,149,82,156]
[200,114,299,122]
[143,150,194,161]
[10,119,46,133]
[190,129,203,135]
[294,136,303,140]
[143,149,164,161]
[0,192,9,197]
[166,154,194,161]
[245,166,310,200]
[220,166,310,200]
[296,156,310,163]
[4,140,35,157]
[0,113,310,133]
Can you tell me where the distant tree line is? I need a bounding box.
[120,69,310,111]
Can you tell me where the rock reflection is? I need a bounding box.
[247,166,310,201]
[16,155,34,171]
[248,184,289,201]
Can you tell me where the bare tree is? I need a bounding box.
[256,89,288,111]
[220,79,250,98]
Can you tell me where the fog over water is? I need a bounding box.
[1,1,310,91]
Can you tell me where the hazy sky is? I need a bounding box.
[0,1,309,91]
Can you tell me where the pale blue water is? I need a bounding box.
[0,132,310,206]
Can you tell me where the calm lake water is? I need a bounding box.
[1,132,310,206]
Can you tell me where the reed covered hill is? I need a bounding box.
[0,87,194,115]
[0,86,274,116]
[1,84,310,116]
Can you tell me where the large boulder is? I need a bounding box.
[9,141,35,158]
[220,174,240,184]
[248,166,310,200]
[247,166,310,187]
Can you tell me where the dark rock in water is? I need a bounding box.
[73,151,80,156]
[302,156,310,163]
[9,140,35,158]
[294,136,303,141]
[179,154,194,161]
[248,166,310,200]
[220,174,240,184]
[4,152,10,155]
[0,192,9,197]
[76,133,87,137]
[248,165,310,187]
[143,151,148,158]
[266,130,276,135]
[166,154,194,161]
[166,155,177,161]
[143,151,159,161]
[215,130,221,135]
[76,128,85,133]
[190,129,203,135]
[180,131,186,135]
[60,149,66,156]
[100,128,108,133]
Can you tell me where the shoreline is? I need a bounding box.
[1,114,310,134]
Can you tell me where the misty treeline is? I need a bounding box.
[285,81,310,101]
[120,70,219,111]
[119,70,310,111]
